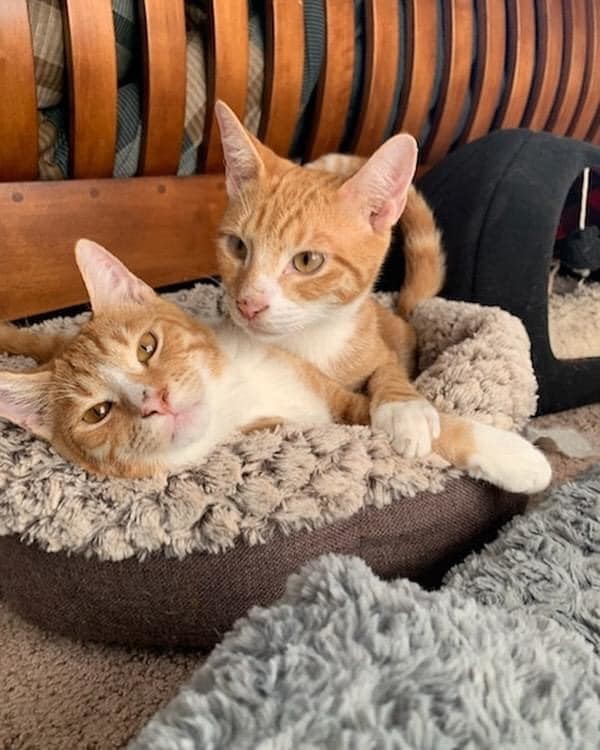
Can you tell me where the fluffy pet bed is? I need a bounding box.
[130,469,600,749]
[0,287,535,648]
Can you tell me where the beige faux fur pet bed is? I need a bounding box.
[0,287,535,648]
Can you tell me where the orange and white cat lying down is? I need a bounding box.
[0,240,369,479]
[0,240,550,490]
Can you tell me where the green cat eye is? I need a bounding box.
[137,331,158,363]
[82,401,113,424]
[226,235,248,262]
[292,251,325,274]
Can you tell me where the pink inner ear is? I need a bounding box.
[214,101,264,197]
[0,373,52,440]
[339,133,418,234]
[75,238,155,311]
[370,193,410,234]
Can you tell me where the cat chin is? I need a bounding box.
[232,311,324,341]
[170,404,210,445]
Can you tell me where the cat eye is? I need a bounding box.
[82,401,113,424]
[137,331,158,363]
[292,251,325,274]
[226,235,248,262]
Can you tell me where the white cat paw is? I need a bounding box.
[468,423,552,494]
[371,399,440,458]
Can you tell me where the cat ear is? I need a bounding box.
[214,100,285,197]
[338,134,418,234]
[75,239,156,313]
[0,369,53,440]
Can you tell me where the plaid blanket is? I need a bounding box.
[30,0,265,179]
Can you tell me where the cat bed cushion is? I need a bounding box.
[0,288,535,649]
[380,128,600,415]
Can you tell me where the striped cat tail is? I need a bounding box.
[396,186,446,319]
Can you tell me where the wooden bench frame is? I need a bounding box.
[0,0,598,320]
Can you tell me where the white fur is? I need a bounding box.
[168,323,332,470]
[274,303,361,373]
[240,292,367,375]
[371,399,441,458]
[100,365,146,407]
[467,422,552,494]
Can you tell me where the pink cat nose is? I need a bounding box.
[237,295,269,320]
[141,386,172,417]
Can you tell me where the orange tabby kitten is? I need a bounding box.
[213,101,551,494]
[0,240,369,478]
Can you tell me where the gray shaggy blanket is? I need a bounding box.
[130,470,600,749]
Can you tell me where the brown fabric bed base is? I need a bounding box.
[0,479,524,650]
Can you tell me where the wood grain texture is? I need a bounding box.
[0,177,226,320]
[461,0,506,143]
[494,0,536,129]
[138,0,187,175]
[567,0,599,139]
[259,0,305,156]
[394,0,438,141]
[423,0,475,165]
[199,0,249,173]
[546,0,587,135]
[305,0,355,159]
[0,1,38,181]
[522,0,564,130]
[350,0,401,155]
[63,0,117,178]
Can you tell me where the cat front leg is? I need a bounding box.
[289,355,371,426]
[367,360,440,458]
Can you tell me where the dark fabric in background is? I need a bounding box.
[378,129,600,415]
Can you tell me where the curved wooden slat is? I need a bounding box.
[424,0,475,165]
[350,0,401,156]
[63,0,117,178]
[138,0,187,175]
[305,0,355,160]
[546,0,587,135]
[199,0,249,173]
[522,0,564,130]
[493,0,536,129]
[567,1,600,139]
[394,0,438,141]
[0,1,38,180]
[461,0,506,143]
[258,0,305,156]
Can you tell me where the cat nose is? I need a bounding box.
[141,386,171,417]
[237,295,269,320]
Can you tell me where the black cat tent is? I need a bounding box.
[380,128,600,415]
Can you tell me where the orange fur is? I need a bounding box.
[0,322,75,364]
[397,186,445,318]
[211,107,552,493]
[306,154,445,318]
[0,243,369,478]
[215,101,445,457]
[212,102,552,495]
